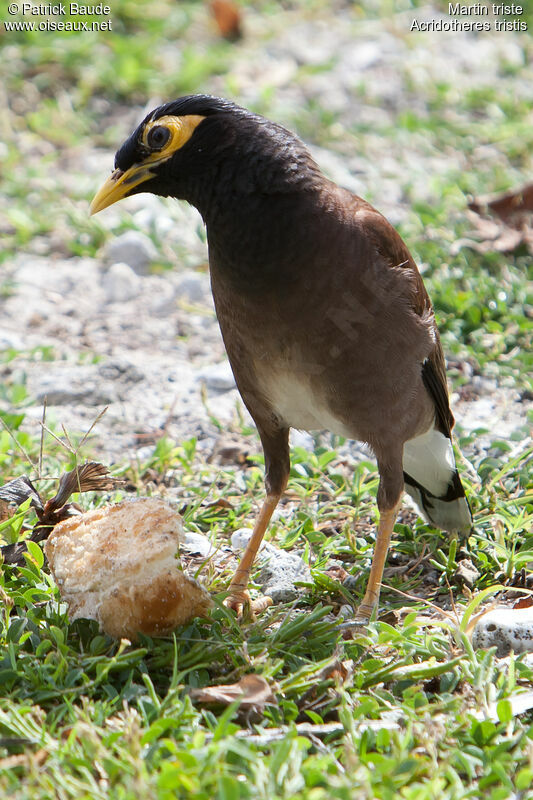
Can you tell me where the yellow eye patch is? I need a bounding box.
[90,114,206,216]
[141,115,205,161]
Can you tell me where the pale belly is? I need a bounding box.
[256,366,356,437]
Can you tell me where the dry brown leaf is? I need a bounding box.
[1,463,119,566]
[324,565,349,583]
[457,182,533,255]
[209,0,242,40]
[190,674,276,711]
[0,499,14,523]
[208,436,251,466]
[203,498,234,510]
[513,596,533,610]
[469,182,533,220]
[0,747,48,770]
[313,658,353,684]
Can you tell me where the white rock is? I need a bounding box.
[175,271,209,304]
[29,365,116,406]
[182,531,216,558]
[197,361,236,392]
[145,276,177,315]
[290,429,315,451]
[231,528,310,603]
[472,607,533,657]
[103,230,157,274]
[0,328,25,350]
[231,528,256,551]
[258,549,311,603]
[103,262,142,304]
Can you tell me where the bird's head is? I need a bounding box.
[90,95,319,219]
[90,95,240,215]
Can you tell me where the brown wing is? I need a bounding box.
[354,200,454,437]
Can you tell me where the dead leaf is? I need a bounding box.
[0,463,120,566]
[203,498,234,510]
[209,0,242,40]
[0,747,48,770]
[45,462,116,513]
[0,476,43,511]
[469,182,533,220]
[325,564,349,583]
[315,659,353,684]
[513,596,533,610]
[456,182,533,255]
[0,500,14,523]
[208,437,251,466]
[190,674,276,712]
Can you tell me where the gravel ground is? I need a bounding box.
[1,5,531,468]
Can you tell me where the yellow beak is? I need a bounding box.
[90,164,155,215]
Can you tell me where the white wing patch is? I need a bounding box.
[403,427,456,497]
[404,481,472,533]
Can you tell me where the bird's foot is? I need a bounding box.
[336,601,378,634]
[224,588,272,621]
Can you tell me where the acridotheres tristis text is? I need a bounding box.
[91,95,472,621]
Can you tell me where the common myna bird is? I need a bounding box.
[91,96,472,621]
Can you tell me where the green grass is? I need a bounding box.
[0,428,531,799]
[1,0,532,796]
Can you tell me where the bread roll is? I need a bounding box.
[45,497,212,639]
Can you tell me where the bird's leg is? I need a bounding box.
[354,454,403,623]
[355,500,401,622]
[225,425,289,620]
[226,492,281,618]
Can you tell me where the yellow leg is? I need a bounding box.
[355,501,401,622]
[226,493,281,618]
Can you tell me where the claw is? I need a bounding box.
[224,588,252,619]
[251,595,273,614]
[224,589,272,621]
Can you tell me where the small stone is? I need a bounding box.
[258,550,311,603]
[30,366,116,406]
[102,262,141,304]
[455,559,480,589]
[103,230,157,275]
[197,362,236,392]
[342,574,360,592]
[338,604,354,620]
[209,437,250,466]
[0,329,25,350]
[339,41,382,73]
[230,529,310,601]
[290,429,315,450]
[182,531,215,558]
[231,528,257,551]
[175,271,209,304]
[472,606,533,657]
[147,277,176,315]
[97,360,144,384]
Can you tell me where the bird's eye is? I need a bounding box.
[147,125,171,150]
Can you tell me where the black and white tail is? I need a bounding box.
[403,426,472,533]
